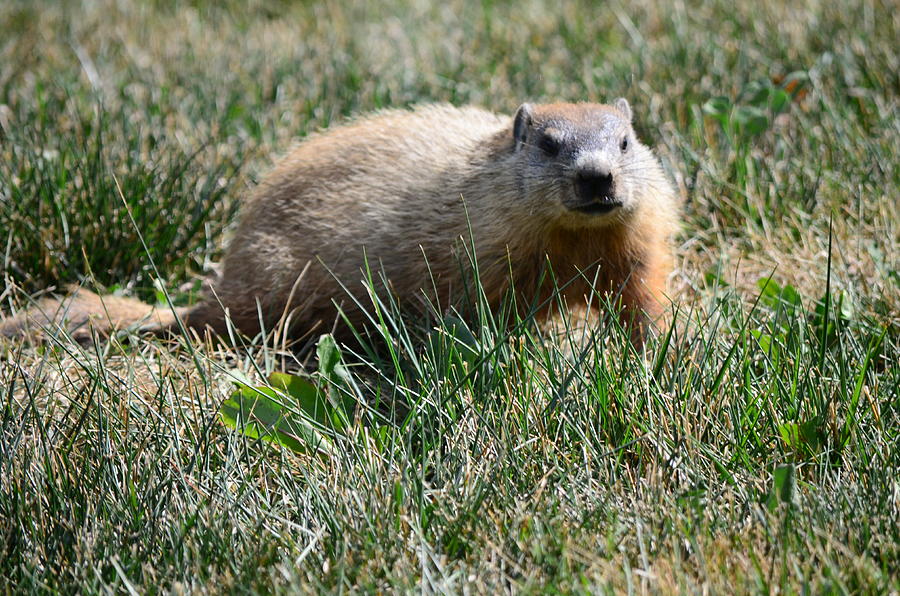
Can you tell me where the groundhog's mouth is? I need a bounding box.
[569,198,623,215]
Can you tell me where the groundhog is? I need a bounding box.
[1,100,680,345]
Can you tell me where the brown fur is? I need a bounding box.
[1,101,679,344]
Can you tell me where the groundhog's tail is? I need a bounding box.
[0,287,190,343]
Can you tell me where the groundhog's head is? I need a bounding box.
[513,100,653,228]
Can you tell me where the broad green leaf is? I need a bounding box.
[733,106,769,136]
[269,371,333,429]
[756,277,783,308]
[219,383,330,454]
[441,315,480,366]
[767,464,797,511]
[314,334,357,425]
[770,88,791,114]
[702,96,732,127]
[750,329,781,357]
[317,333,351,385]
[757,277,801,311]
[778,418,825,458]
[780,284,802,308]
[744,81,770,107]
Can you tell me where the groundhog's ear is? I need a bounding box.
[614,98,632,121]
[513,103,534,151]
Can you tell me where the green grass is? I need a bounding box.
[1,0,898,592]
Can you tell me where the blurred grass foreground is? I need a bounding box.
[0,0,898,592]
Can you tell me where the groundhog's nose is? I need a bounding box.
[575,170,615,203]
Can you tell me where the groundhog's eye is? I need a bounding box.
[620,136,629,152]
[538,134,561,157]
